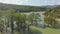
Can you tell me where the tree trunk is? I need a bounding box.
[17,21,21,32]
[10,17,14,33]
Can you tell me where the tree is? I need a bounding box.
[14,12,22,32]
[28,13,35,25]
[44,8,59,28]
[4,9,15,33]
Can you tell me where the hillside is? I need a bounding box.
[0,3,59,12]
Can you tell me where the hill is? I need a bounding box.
[0,3,59,12]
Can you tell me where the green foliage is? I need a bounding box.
[45,7,60,27]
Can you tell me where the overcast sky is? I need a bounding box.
[0,0,60,6]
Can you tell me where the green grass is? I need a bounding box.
[0,24,60,34]
[30,25,60,34]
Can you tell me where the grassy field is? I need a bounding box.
[30,25,60,34]
[0,26,60,34]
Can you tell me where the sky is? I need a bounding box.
[0,0,60,6]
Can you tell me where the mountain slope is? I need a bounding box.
[0,3,59,11]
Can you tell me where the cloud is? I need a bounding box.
[0,0,60,6]
[0,0,29,5]
[56,1,60,5]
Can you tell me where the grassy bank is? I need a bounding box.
[30,25,60,34]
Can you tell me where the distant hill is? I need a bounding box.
[41,5,59,8]
[0,3,59,12]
